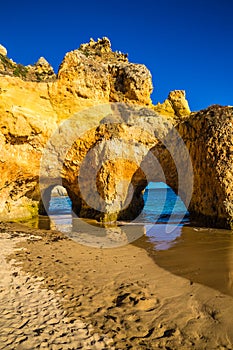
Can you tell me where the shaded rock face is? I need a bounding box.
[56,37,153,107]
[58,105,192,223]
[178,105,233,228]
[38,103,186,222]
[1,38,232,229]
[39,103,233,229]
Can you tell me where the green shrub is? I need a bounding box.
[0,53,14,69]
[13,64,28,78]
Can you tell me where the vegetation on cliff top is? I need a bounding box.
[0,53,55,82]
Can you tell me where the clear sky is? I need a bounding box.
[1,0,232,111]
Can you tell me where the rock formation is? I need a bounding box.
[178,105,233,228]
[0,37,157,221]
[0,44,7,56]
[0,37,232,229]
[153,90,191,118]
[0,52,55,82]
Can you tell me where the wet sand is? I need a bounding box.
[1,222,233,349]
[135,225,233,297]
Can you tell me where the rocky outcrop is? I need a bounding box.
[60,106,189,223]
[0,37,156,220]
[51,186,68,197]
[153,90,190,119]
[27,57,56,82]
[1,38,232,229]
[0,52,55,82]
[0,76,57,219]
[178,105,233,228]
[52,37,153,117]
[0,44,7,56]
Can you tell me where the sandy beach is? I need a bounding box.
[1,222,233,350]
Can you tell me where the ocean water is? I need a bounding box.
[134,185,189,224]
[46,184,189,251]
[48,184,189,224]
[49,196,72,216]
[37,184,233,296]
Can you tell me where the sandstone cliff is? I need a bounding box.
[1,38,232,229]
[0,38,156,219]
[178,105,233,227]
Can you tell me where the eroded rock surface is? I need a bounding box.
[0,38,232,228]
[178,105,233,228]
[38,103,233,228]
[153,90,191,119]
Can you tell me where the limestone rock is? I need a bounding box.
[0,38,154,219]
[168,90,191,117]
[0,44,7,56]
[0,37,232,229]
[56,49,111,102]
[40,103,233,228]
[153,90,191,118]
[0,76,57,220]
[27,56,56,82]
[78,37,128,62]
[177,105,233,228]
[36,56,50,65]
[51,186,68,197]
[0,52,55,82]
[54,37,153,110]
[108,63,153,105]
[0,54,18,77]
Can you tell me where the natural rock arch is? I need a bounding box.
[0,38,232,229]
[39,103,191,222]
[39,104,233,229]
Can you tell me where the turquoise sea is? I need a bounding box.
[43,183,233,297]
[47,183,189,249]
[48,182,189,225]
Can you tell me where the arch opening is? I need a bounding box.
[139,181,190,225]
[38,184,73,231]
[131,181,190,250]
[39,185,72,216]
[49,185,72,215]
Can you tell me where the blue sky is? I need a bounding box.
[1,0,232,111]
